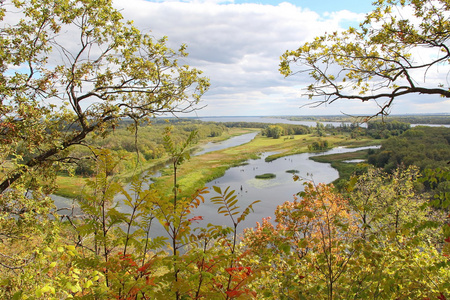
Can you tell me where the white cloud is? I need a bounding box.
[112,0,447,116]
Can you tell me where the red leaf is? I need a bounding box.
[226,290,243,298]
[188,216,204,223]
[225,267,236,275]
[438,293,447,300]
[137,262,152,273]
[145,276,156,286]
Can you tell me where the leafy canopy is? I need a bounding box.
[280,0,450,117]
[0,0,209,194]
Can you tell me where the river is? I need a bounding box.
[195,116,361,127]
[195,131,259,156]
[192,145,379,232]
[52,115,446,236]
[52,128,379,236]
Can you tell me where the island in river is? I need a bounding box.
[150,129,379,200]
[53,127,380,237]
[55,122,380,201]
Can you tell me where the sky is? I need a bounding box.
[112,0,450,117]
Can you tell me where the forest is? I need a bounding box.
[1,0,450,299]
[2,116,450,299]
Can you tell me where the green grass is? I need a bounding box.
[310,150,370,163]
[255,173,276,179]
[54,127,259,197]
[55,130,383,198]
[335,138,381,148]
[55,175,87,198]
[152,133,370,196]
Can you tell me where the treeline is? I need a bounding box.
[308,139,330,151]
[369,126,450,172]
[326,121,411,139]
[283,114,450,125]
[261,124,311,138]
[366,120,411,138]
[385,114,450,125]
[258,120,412,140]
[367,126,449,207]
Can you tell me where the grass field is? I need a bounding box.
[55,127,259,197]
[151,133,380,198]
[55,130,381,198]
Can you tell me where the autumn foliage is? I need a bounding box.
[1,0,450,298]
[1,152,450,299]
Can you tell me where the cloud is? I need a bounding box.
[112,0,447,116]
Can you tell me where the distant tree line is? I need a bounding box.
[320,121,411,139]
[257,120,413,140]
[366,121,411,139]
[222,122,272,129]
[281,115,450,125]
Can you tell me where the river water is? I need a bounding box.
[105,143,378,237]
[193,145,379,232]
[51,115,447,237]
[195,116,450,128]
[52,125,379,236]
[195,131,259,156]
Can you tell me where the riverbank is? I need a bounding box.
[151,133,381,197]
[55,128,381,198]
[54,127,259,198]
[309,149,374,187]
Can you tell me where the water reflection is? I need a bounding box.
[193,146,380,233]
[53,142,379,237]
[195,131,258,156]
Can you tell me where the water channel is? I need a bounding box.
[53,129,379,236]
[194,131,259,156]
[194,145,379,232]
[52,116,446,236]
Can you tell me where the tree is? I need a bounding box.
[243,171,450,299]
[280,0,450,117]
[316,122,325,136]
[368,126,450,172]
[263,125,284,139]
[0,0,209,195]
[243,183,360,299]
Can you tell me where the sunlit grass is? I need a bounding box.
[55,175,87,198]
[54,129,381,198]
[255,173,276,179]
[152,133,371,197]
